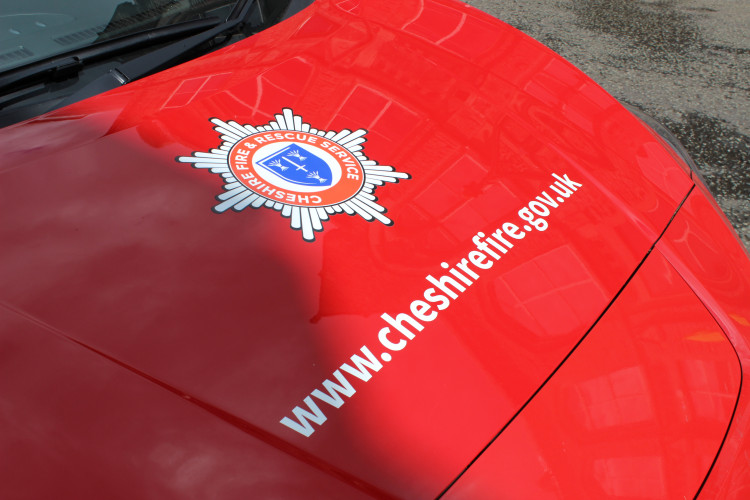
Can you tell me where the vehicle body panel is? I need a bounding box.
[657,187,750,499]
[0,303,377,499]
[0,0,746,498]
[444,246,741,498]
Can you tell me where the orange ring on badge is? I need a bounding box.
[228,131,364,207]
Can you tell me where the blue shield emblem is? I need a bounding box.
[255,144,332,187]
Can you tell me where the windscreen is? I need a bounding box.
[0,0,239,72]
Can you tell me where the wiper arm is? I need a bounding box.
[0,17,223,97]
[56,0,259,108]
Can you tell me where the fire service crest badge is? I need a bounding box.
[177,109,410,241]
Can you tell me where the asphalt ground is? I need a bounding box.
[466,0,750,250]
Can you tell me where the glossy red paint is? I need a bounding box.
[0,0,745,498]
[443,249,741,498]
[656,186,750,499]
[0,303,375,499]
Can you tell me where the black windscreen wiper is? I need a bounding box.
[0,17,224,96]
[0,0,315,128]
[0,0,260,105]
[56,0,260,107]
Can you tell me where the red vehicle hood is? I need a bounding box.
[0,0,726,498]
